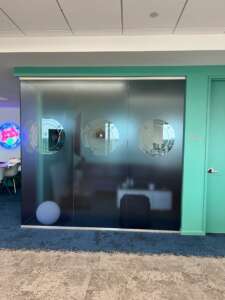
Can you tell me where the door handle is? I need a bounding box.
[208,168,219,174]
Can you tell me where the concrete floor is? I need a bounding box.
[1,193,225,299]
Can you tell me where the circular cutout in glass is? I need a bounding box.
[139,119,175,156]
[41,118,65,155]
[83,119,120,156]
[24,120,39,153]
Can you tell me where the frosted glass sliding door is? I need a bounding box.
[127,80,184,229]
[20,79,184,230]
[20,80,128,226]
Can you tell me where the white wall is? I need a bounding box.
[0,107,20,162]
[1,35,225,53]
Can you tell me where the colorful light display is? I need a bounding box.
[0,122,20,149]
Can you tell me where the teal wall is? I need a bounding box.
[14,66,225,235]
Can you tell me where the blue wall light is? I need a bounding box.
[0,122,21,149]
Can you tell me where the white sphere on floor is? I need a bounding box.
[36,201,60,225]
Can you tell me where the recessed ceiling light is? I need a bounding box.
[0,96,8,101]
[149,11,159,18]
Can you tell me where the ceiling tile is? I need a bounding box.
[0,0,72,36]
[176,0,225,34]
[123,0,186,34]
[0,9,22,36]
[58,0,122,35]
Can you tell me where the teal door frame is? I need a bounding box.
[14,66,225,235]
[204,77,225,233]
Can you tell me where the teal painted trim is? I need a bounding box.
[13,65,225,78]
[14,66,188,77]
[204,77,225,233]
[202,76,212,234]
[14,65,225,236]
[181,230,206,236]
[14,66,184,77]
[203,77,213,234]
[181,73,209,235]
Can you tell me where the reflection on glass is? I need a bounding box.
[41,118,65,154]
[82,119,120,156]
[139,119,175,156]
[26,121,38,152]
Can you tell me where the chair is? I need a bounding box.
[120,194,151,229]
[8,158,21,164]
[0,167,5,192]
[3,164,19,194]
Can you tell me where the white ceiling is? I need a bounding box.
[59,0,122,35]
[177,0,225,33]
[123,0,186,34]
[0,0,225,37]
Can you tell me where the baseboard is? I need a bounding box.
[180,229,205,236]
[21,225,179,234]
